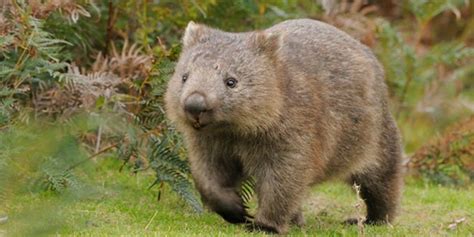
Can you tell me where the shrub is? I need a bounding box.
[410,116,474,185]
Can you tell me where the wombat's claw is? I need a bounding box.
[243,215,254,224]
[245,222,279,234]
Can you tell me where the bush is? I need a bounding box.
[410,116,474,185]
[1,0,473,213]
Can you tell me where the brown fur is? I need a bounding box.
[165,19,403,234]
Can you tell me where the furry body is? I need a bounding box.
[165,19,403,234]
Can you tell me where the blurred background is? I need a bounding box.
[0,0,473,235]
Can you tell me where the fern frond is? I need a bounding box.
[136,99,166,130]
[240,177,256,205]
[92,41,153,82]
[148,134,202,213]
[149,136,190,177]
[38,158,79,193]
[375,20,416,96]
[154,166,203,213]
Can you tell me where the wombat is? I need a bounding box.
[165,19,403,234]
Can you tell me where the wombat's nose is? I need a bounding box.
[184,93,208,119]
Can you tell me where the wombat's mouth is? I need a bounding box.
[189,119,232,132]
[192,121,205,129]
[185,110,212,130]
[190,117,210,130]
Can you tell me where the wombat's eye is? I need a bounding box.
[225,78,237,88]
[182,73,189,83]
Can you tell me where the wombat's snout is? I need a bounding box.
[184,93,210,127]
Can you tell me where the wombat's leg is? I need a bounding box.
[249,161,308,234]
[290,208,305,227]
[349,158,402,225]
[190,156,250,224]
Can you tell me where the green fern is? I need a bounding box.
[148,134,203,213]
[136,99,166,130]
[36,157,79,192]
[240,177,256,205]
[375,20,416,99]
[376,20,473,111]
[0,4,71,126]
[0,14,70,83]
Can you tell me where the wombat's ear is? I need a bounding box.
[183,21,208,48]
[250,32,282,57]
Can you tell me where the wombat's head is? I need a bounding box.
[165,22,284,134]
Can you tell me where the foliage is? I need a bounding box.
[4,174,474,235]
[376,20,474,115]
[240,178,256,205]
[0,114,98,195]
[0,114,102,235]
[148,134,202,212]
[1,0,203,213]
[373,1,474,153]
[410,116,474,185]
[0,3,69,125]
[1,1,474,231]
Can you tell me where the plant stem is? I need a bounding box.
[105,0,115,53]
[67,143,118,171]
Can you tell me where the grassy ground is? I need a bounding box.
[1,158,473,236]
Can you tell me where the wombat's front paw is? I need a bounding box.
[213,193,253,224]
[215,203,252,224]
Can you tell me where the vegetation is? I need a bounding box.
[0,0,473,235]
[411,116,474,185]
[4,158,474,236]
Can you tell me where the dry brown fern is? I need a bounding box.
[0,9,12,36]
[28,0,91,22]
[92,40,153,82]
[33,64,122,117]
[410,116,474,185]
[1,0,90,22]
[33,40,153,118]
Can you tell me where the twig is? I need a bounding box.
[0,124,8,131]
[67,143,118,171]
[95,124,103,154]
[119,156,131,172]
[105,0,116,53]
[144,211,158,230]
[353,183,365,237]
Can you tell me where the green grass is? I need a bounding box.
[1,158,473,236]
